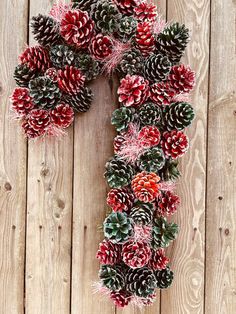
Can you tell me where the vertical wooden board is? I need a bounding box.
[0,0,28,313]
[25,1,73,313]
[71,77,117,314]
[161,1,210,313]
[205,1,236,313]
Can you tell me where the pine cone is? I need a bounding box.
[103,212,133,243]
[156,23,190,64]
[75,54,101,81]
[136,22,155,57]
[155,266,174,289]
[118,16,137,40]
[168,64,195,94]
[31,14,61,47]
[60,10,94,48]
[156,191,180,217]
[89,34,113,61]
[134,2,157,21]
[105,156,135,188]
[138,125,161,148]
[22,120,45,139]
[122,241,152,268]
[159,159,181,182]
[126,267,157,297]
[138,103,162,127]
[20,46,51,73]
[162,130,189,159]
[118,74,149,107]
[92,1,121,33]
[144,54,171,83]
[107,187,135,212]
[50,103,74,128]
[130,202,154,225]
[114,135,126,154]
[149,249,170,271]
[57,65,85,95]
[119,49,143,76]
[113,0,137,15]
[63,86,93,113]
[132,171,160,203]
[29,76,61,109]
[99,264,125,291]
[11,87,35,117]
[163,102,195,131]
[27,109,51,137]
[49,45,77,69]
[72,0,96,12]
[110,290,132,308]
[111,107,135,132]
[152,217,179,249]
[14,64,37,87]
[150,82,176,106]
[96,239,121,265]
[137,147,165,172]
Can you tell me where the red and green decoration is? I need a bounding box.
[11,0,196,308]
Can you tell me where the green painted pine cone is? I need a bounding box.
[155,266,174,289]
[137,147,165,172]
[118,16,137,39]
[156,23,190,64]
[99,264,125,291]
[126,267,157,297]
[111,107,135,132]
[144,54,172,83]
[72,0,96,11]
[63,86,93,113]
[159,159,181,182]
[14,64,37,87]
[105,156,135,188]
[50,45,77,69]
[119,49,144,76]
[103,212,133,243]
[29,76,61,109]
[130,202,154,225]
[163,102,195,131]
[138,103,162,126]
[152,217,179,249]
[75,54,101,81]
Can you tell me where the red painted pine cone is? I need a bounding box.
[60,10,94,48]
[57,65,85,95]
[110,290,132,308]
[132,171,160,203]
[149,249,170,270]
[134,2,157,21]
[23,109,51,138]
[89,34,113,61]
[96,239,121,265]
[122,241,152,268]
[162,130,189,159]
[107,187,135,212]
[50,103,74,128]
[138,125,161,148]
[118,74,149,107]
[156,191,180,216]
[11,87,35,117]
[168,64,196,94]
[136,21,155,57]
[20,46,51,73]
[113,0,137,15]
[113,135,126,154]
[150,82,176,106]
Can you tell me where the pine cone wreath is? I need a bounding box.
[163,102,195,131]
[110,290,132,308]
[136,21,155,57]
[138,125,161,148]
[25,109,51,138]
[14,64,37,87]
[119,49,143,76]
[156,22,190,64]
[72,0,96,12]
[137,147,165,173]
[29,76,61,109]
[10,87,35,117]
[111,107,135,132]
[122,241,152,268]
[49,45,77,69]
[96,239,121,265]
[107,187,135,212]
[103,212,133,243]
[126,267,157,297]
[138,103,162,126]
[75,53,101,81]
[152,217,179,249]
[118,16,137,40]
[132,171,160,203]
[118,74,149,107]
[134,2,157,22]
[92,0,121,34]
[63,86,93,113]
[89,34,113,61]
[150,82,176,106]
[159,159,181,182]
[57,65,85,95]
[155,266,174,289]
[50,103,74,128]
[144,54,172,83]
[162,130,189,159]
[60,10,94,48]
[113,0,137,15]
[149,249,170,271]
[99,264,125,291]
[20,46,51,73]
[130,203,154,225]
[156,191,180,217]
[31,14,61,47]
[168,64,196,94]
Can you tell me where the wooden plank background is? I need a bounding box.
[0,0,235,313]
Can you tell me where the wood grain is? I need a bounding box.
[25,1,73,313]
[0,0,28,313]
[161,1,210,313]
[205,1,236,313]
